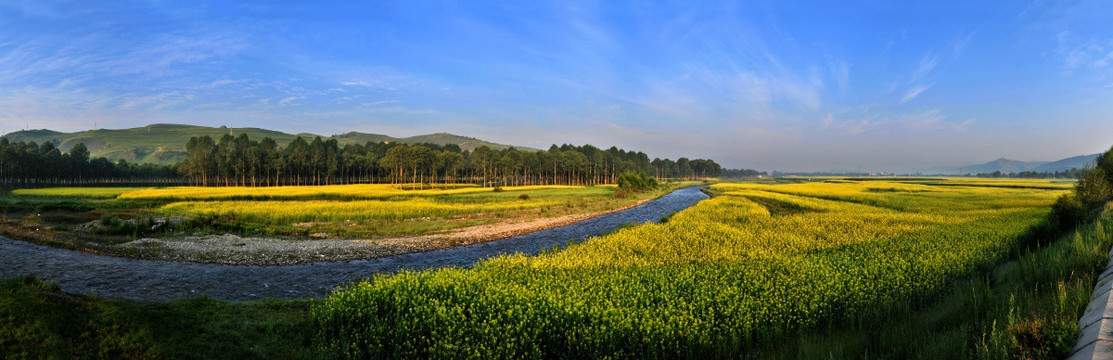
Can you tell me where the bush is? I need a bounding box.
[518,194,530,201]
[1052,194,1086,228]
[1077,166,1112,206]
[615,171,658,198]
[616,171,657,192]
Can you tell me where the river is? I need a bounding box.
[0,186,708,302]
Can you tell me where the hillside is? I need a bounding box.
[1031,153,1100,173]
[919,154,1098,175]
[329,132,523,151]
[2,124,526,165]
[961,158,1046,174]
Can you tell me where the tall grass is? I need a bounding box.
[0,276,315,359]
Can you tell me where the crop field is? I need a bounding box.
[11,187,149,199]
[2,183,680,250]
[160,198,564,223]
[140,184,656,236]
[313,178,1071,358]
[112,183,493,201]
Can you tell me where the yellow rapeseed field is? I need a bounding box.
[159,198,563,223]
[314,178,1068,357]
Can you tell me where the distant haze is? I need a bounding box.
[1,1,1111,172]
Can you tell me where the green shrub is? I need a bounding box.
[1052,194,1086,227]
[615,171,657,197]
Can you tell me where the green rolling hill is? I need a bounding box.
[2,124,528,165]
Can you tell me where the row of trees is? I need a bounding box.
[973,169,1083,179]
[177,134,724,187]
[0,139,179,187]
[721,168,766,178]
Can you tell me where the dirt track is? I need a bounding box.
[0,186,707,302]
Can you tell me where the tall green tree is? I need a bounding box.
[69,143,90,182]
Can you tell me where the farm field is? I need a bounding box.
[314,178,1095,358]
[1,183,687,264]
[3,177,1110,359]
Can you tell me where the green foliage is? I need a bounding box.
[0,193,95,213]
[0,276,316,359]
[3,125,723,188]
[1077,166,1111,205]
[615,171,657,197]
[1052,145,1113,228]
[1052,193,1087,227]
[0,138,178,188]
[173,132,722,188]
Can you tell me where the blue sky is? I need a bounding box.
[1,1,1111,172]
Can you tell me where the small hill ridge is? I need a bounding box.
[2,123,527,165]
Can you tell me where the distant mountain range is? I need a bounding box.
[1,124,528,165]
[919,154,1099,175]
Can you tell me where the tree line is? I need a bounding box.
[176,133,723,187]
[720,168,766,178]
[973,169,1083,179]
[0,138,179,188]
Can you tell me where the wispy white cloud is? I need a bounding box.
[0,1,65,19]
[362,100,401,107]
[1054,26,1113,75]
[951,31,977,57]
[827,58,850,91]
[278,96,303,106]
[366,106,436,115]
[118,91,195,111]
[911,54,938,82]
[900,83,934,104]
[815,108,968,139]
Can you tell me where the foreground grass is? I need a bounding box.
[783,206,1112,359]
[0,276,315,359]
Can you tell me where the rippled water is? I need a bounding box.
[0,186,707,302]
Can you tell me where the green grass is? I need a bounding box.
[0,276,315,360]
[13,187,148,199]
[780,207,1112,359]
